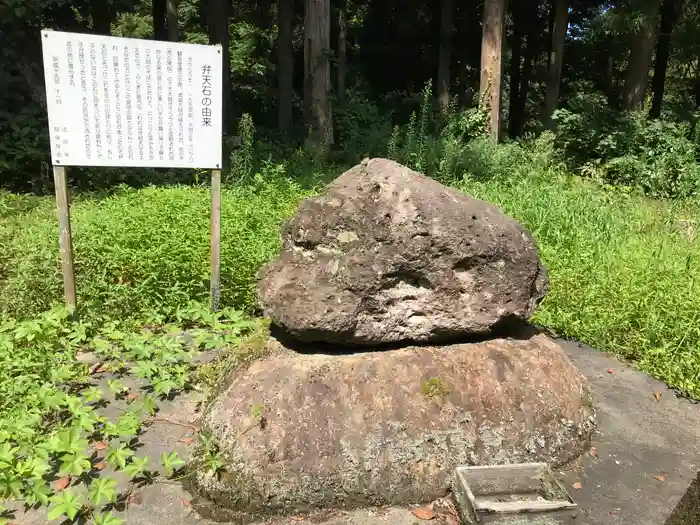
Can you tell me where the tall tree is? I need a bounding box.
[277,0,294,131]
[337,0,347,104]
[543,0,569,128]
[166,0,179,41]
[649,0,684,118]
[91,0,112,35]
[480,0,507,141]
[622,0,663,110]
[153,0,167,40]
[437,0,454,114]
[513,6,541,136]
[304,0,333,148]
[508,1,524,136]
[208,0,231,134]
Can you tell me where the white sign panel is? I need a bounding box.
[41,30,222,169]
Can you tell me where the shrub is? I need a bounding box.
[0,173,312,321]
[553,92,700,198]
[459,170,700,398]
[334,88,394,162]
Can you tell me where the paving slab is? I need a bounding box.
[6,339,699,525]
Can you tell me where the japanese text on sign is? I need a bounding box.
[41,30,222,169]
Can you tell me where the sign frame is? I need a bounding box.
[41,29,225,314]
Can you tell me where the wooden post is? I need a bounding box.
[210,169,222,312]
[479,0,507,141]
[53,165,77,315]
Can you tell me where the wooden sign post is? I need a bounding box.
[52,165,77,314]
[41,30,224,314]
[210,168,221,311]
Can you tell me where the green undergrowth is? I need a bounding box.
[0,301,260,524]
[0,175,313,322]
[458,169,700,397]
[4,155,700,399]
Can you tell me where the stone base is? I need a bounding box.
[189,333,595,523]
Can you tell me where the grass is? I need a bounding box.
[459,170,700,396]
[2,131,700,522]
[0,177,312,322]
[3,157,700,398]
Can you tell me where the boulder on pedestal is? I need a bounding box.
[257,158,548,346]
[191,159,596,524]
[190,333,595,522]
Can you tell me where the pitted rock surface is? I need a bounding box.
[257,158,548,345]
[190,334,595,521]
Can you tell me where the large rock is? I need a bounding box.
[190,333,595,522]
[258,158,548,345]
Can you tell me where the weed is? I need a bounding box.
[0,302,254,524]
[421,377,451,398]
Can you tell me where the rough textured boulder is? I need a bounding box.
[190,333,595,522]
[258,158,548,345]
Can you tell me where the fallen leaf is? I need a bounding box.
[607,368,615,375]
[179,436,196,444]
[653,473,666,482]
[181,498,190,507]
[290,517,305,522]
[54,477,71,491]
[589,446,598,458]
[89,362,107,374]
[432,497,460,525]
[572,481,583,490]
[127,393,139,400]
[411,506,436,520]
[91,440,108,451]
[654,391,661,402]
[94,461,107,471]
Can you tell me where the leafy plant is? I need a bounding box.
[0,302,256,524]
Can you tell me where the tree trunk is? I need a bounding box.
[622,0,663,110]
[507,1,523,137]
[480,0,507,141]
[543,0,568,128]
[511,8,539,137]
[304,0,333,148]
[91,0,112,35]
[166,0,179,41]
[336,1,347,104]
[437,0,454,115]
[277,0,294,132]
[208,0,231,135]
[153,0,167,40]
[604,34,615,102]
[649,0,683,118]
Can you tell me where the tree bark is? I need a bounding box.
[337,0,347,104]
[437,0,454,114]
[649,0,683,118]
[208,0,231,135]
[304,0,333,148]
[153,0,167,40]
[277,0,294,132]
[508,1,523,137]
[91,0,112,35]
[511,8,540,136]
[480,0,507,141]
[622,0,663,110]
[166,0,179,42]
[543,0,568,128]
[604,33,615,102]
